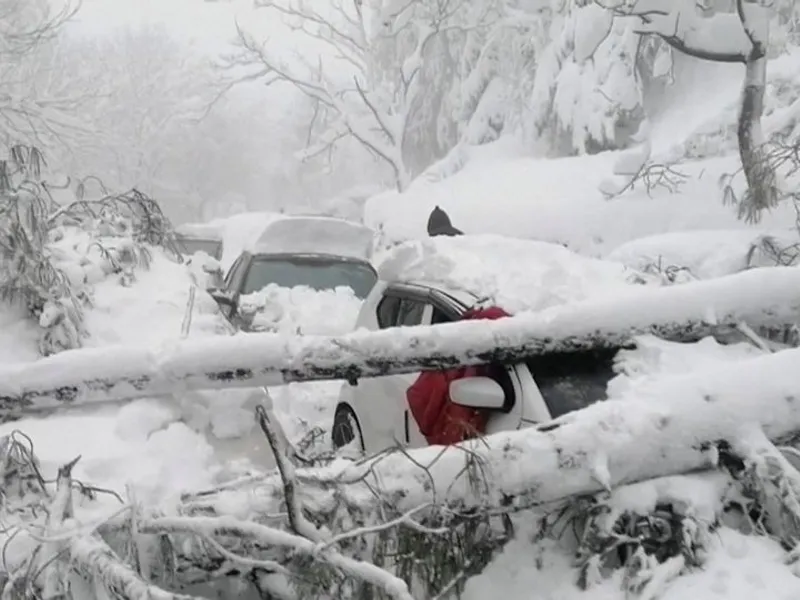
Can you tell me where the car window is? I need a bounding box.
[396,298,426,327]
[526,349,618,418]
[242,256,377,298]
[224,256,244,288]
[431,307,453,325]
[377,296,401,329]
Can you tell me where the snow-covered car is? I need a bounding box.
[332,234,645,454]
[209,215,379,331]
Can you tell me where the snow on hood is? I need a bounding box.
[376,234,644,314]
[249,215,376,261]
[606,229,800,280]
[239,284,363,336]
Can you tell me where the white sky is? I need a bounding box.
[62,0,283,54]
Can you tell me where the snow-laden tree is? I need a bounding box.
[0,0,85,149]
[38,26,301,223]
[600,0,780,222]
[416,1,554,180]
[226,0,500,191]
[523,0,665,155]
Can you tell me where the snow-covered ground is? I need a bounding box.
[0,240,348,504]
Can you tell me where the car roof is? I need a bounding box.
[175,222,224,240]
[249,251,376,268]
[248,215,375,261]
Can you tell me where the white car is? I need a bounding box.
[331,235,638,455]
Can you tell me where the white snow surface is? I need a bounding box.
[376,234,645,313]
[465,524,800,600]
[0,242,344,504]
[365,153,798,256]
[606,229,800,280]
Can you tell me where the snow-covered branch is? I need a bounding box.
[2,265,800,413]
[223,0,496,191]
[180,343,800,521]
[600,0,781,221]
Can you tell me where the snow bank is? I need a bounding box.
[376,234,644,313]
[81,249,228,347]
[606,229,800,280]
[240,284,363,335]
[364,153,796,256]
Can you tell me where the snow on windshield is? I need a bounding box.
[239,284,363,335]
[376,234,645,313]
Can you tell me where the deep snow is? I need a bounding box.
[5,51,800,597]
[0,240,345,502]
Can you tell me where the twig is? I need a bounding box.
[314,503,446,552]
[255,405,321,540]
[140,515,415,600]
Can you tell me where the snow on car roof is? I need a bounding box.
[375,234,642,314]
[249,215,375,261]
[174,221,224,240]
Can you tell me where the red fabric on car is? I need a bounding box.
[406,305,511,446]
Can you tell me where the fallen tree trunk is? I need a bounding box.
[180,345,800,519]
[1,266,800,414]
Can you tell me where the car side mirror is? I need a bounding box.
[208,288,235,308]
[449,377,506,410]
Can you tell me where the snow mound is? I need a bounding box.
[606,229,800,280]
[82,248,228,347]
[240,284,363,335]
[376,234,644,313]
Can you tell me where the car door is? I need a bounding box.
[354,285,432,451]
[218,254,249,323]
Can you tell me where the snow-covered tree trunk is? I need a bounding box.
[174,345,800,516]
[603,0,780,221]
[2,266,800,414]
[736,0,778,221]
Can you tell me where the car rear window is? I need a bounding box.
[525,348,619,418]
[243,256,378,298]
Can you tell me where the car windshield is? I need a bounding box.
[525,348,618,418]
[176,236,223,260]
[243,255,378,299]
